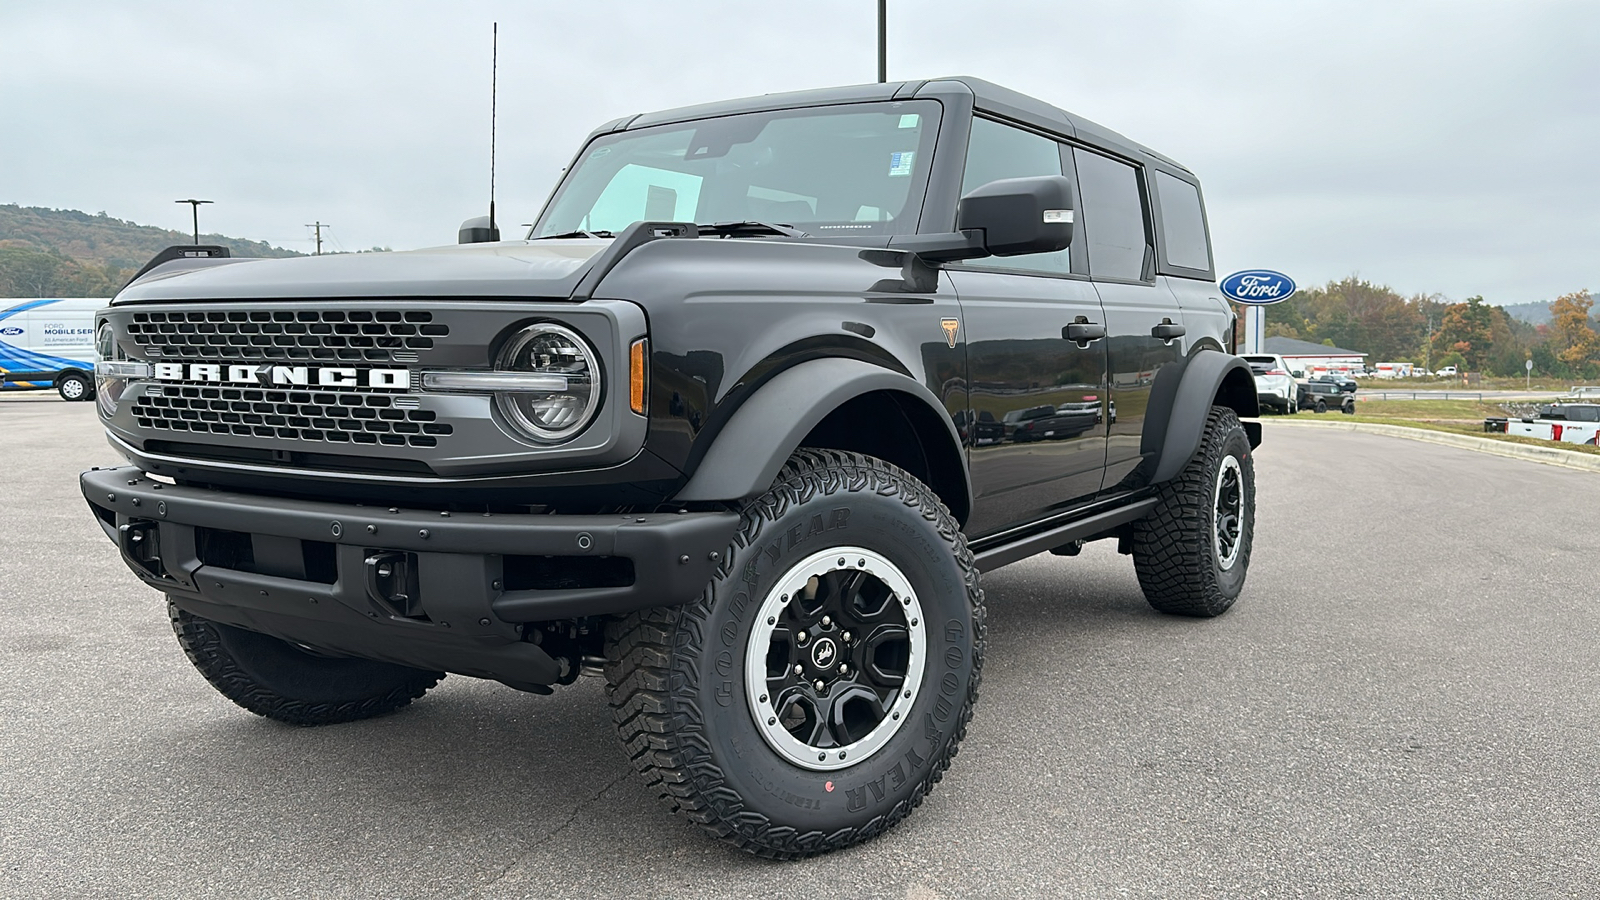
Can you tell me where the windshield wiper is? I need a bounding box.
[533,229,615,240]
[696,221,809,238]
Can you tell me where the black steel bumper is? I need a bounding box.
[81,466,737,687]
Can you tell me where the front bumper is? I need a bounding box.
[82,467,737,687]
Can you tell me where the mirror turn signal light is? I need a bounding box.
[629,338,648,415]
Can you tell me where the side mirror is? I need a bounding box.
[459,216,500,244]
[959,175,1074,257]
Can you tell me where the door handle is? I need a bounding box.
[1063,321,1107,346]
[1151,320,1186,343]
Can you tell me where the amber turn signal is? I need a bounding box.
[629,338,648,414]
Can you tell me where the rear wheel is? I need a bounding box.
[604,449,984,858]
[170,600,444,725]
[1130,406,1255,617]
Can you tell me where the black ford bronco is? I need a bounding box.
[83,77,1260,858]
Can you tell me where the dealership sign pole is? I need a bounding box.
[1220,270,1297,355]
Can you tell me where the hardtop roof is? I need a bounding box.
[612,76,1192,177]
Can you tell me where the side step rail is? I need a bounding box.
[972,498,1159,573]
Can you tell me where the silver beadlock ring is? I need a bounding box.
[743,546,927,772]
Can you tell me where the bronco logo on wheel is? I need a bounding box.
[810,637,837,669]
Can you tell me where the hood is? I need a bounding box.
[114,239,610,303]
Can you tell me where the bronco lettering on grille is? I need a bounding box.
[152,363,409,389]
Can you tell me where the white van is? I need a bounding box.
[0,298,105,401]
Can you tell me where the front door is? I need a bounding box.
[953,270,1108,537]
[951,117,1108,538]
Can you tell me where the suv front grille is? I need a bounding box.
[131,386,453,448]
[126,309,449,363]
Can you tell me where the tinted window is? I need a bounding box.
[1074,149,1148,281]
[1154,171,1210,272]
[960,118,1072,275]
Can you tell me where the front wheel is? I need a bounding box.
[1129,406,1256,617]
[170,601,444,725]
[604,449,984,858]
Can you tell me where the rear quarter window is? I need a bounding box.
[1154,170,1211,273]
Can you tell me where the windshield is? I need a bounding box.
[534,101,942,239]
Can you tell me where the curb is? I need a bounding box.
[1262,419,1600,473]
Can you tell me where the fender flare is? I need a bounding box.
[673,357,970,512]
[1144,350,1261,485]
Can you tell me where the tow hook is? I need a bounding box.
[364,550,424,619]
[118,519,165,578]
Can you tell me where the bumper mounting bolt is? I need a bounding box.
[491,580,502,590]
[107,493,115,502]
[708,551,720,562]
[418,529,430,539]
[478,618,491,627]
[678,555,690,565]
[366,524,377,534]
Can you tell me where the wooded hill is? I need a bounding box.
[0,204,301,298]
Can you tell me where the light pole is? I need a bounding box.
[877,0,887,83]
[175,199,213,244]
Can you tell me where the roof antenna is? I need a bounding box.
[489,21,499,238]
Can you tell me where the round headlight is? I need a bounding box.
[95,321,122,416]
[493,323,602,443]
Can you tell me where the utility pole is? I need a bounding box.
[305,221,328,256]
[175,199,213,244]
[877,0,887,83]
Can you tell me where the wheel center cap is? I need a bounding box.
[810,637,838,669]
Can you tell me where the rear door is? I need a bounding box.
[948,117,1108,538]
[1072,148,1184,492]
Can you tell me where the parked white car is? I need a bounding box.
[1242,354,1297,414]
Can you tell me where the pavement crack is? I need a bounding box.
[470,772,630,897]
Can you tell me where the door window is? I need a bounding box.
[960,118,1073,276]
[1074,149,1150,281]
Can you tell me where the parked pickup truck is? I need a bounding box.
[1485,403,1600,444]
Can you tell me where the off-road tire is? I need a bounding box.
[1130,406,1255,617]
[57,372,90,402]
[1314,399,1327,413]
[170,600,444,726]
[604,449,985,859]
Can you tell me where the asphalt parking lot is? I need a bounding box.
[4,396,1598,899]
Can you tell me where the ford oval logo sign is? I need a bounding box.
[1220,270,1296,305]
[0,326,22,336]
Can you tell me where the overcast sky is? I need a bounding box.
[2,1,1595,305]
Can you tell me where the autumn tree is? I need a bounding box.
[1431,296,1498,372]
[1549,289,1599,378]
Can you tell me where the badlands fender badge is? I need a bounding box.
[940,317,959,349]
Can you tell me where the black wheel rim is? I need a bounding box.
[745,547,926,771]
[1212,456,1244,569]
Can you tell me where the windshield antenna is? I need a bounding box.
[489,21,498,236]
